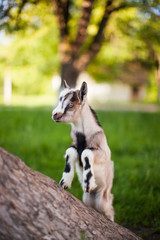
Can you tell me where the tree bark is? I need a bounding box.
[61,62,80,88]
[0,147,142,240]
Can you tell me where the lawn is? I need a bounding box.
[0,105,160,239]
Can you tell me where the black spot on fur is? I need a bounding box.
[85,171,93,192]
[89,106,101,127]
[70,91,77,102]
[64,155,71,173]
[64,93,76,114]
[84,157,90,170]
[62,92,72,109]
[64,104,70,115]
[76,132,86,167]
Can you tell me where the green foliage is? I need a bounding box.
[88,7,158,82]
[87,6,160,102]
[145,69,158,102]
[0,2,59,94]
[0,106,160,238]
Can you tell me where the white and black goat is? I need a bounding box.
[52,81,114,221]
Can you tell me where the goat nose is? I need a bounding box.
[52,112,57,120]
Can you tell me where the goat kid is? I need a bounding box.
[52,81,114,221]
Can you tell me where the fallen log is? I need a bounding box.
[0,147,141,240]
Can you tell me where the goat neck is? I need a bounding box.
[71,101,101,136]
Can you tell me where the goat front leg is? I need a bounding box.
[59,147,78,189]
[81,149,97,192]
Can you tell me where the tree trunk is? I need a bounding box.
[131,86,140,101]
[61,62,80,88]
[155,56,160,102]
[0,147,142,240]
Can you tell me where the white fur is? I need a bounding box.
[60,147,78,189]
[75,163,83,186]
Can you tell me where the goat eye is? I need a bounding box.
[69,102,73,108]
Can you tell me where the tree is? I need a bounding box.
[0,0,132,87]
[113,5,160,101]
[87,7,151,100]
[53,0,131,87]
[138,19,160,102]
[0,0,159,90]
[0,147,141,240]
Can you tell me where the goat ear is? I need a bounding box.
[63,80,70,89]
[80,81,87,101]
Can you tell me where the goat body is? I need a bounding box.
[52,81,114,221]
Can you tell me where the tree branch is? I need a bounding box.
[53,0,72,64]
[74,0,130,71]
[71,0,95,58]
[0,147,141,240]
[53,0,70,38]
[0,0,14,21]
[0,0,40,30]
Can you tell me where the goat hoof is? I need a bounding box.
[59,178,64,186]
[59,179,70,189]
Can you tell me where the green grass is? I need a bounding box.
[0,105,160,238]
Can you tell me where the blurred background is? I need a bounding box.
[0,0,160,107]
[0,1,160,239]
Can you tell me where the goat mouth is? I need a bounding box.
[52,116,62,122]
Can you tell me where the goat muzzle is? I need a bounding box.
[52,112,63,122]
